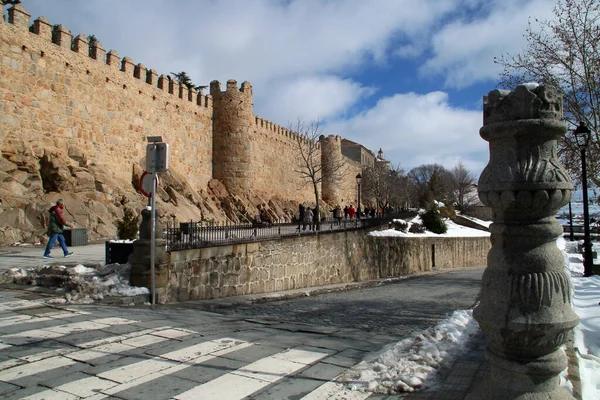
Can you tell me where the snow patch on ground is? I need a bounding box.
[337,309,479,394]
[1,262,149,305]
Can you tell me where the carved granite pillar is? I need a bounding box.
[129,208,169,303]
[468,84,579,399]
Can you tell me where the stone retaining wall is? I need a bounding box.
[158,231,490,303]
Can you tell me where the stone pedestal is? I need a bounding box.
[129,208,169,302]
[468,85,579,399]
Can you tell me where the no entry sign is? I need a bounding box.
[140,171,158,197]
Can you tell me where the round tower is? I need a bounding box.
[320,134,343,205]
[210,79,254,196]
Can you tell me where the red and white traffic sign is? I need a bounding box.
[140,171,158,198]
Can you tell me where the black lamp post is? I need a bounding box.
[568,200,574,241]
[573,121,594,277]
[356,173,362,220]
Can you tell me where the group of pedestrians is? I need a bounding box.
[298,203,367,231]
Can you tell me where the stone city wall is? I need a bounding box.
[0,4,380,212]
[252,116,315,201]
[159,232,490,302]
[0,6,213,190]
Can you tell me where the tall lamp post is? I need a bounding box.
[356,173,362,220]
[573,121,594,277]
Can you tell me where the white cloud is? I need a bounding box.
[421,0,556,88]
[255,76,376,125]
[324,92,486,173]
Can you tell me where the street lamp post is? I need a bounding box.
[356,173,362,220]
[573,122,594,277]
[568,200,574,241]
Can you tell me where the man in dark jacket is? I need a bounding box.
[298,203,305,230]
[43,199,74,258]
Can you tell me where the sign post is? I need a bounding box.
[145,136,169,306]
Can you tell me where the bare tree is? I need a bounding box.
[361,161,389,209]
[362,162,411,211]
[496,0,600,186]
[452,162,477,212]
[408,164,455,208]
[290,119,345,230]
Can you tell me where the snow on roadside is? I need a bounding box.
[1,262,149,305]
[337,309,479,394]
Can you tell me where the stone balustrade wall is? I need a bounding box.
[158,232,490,302]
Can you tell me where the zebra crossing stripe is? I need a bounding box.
[18,327,183,363]
[300,381,372,399]
[29,338,253,399]
[173,348,328,400]
[0,317,137,345]
[0,299,46,312]
[0,356,76,382]
[99,338,252,384]
[0,310,87,328]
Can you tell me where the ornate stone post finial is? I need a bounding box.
[468,84,579,399]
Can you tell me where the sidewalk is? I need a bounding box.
[0,243,106,272]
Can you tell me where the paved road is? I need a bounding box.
[210,268,483,338]
[0,268,484,399]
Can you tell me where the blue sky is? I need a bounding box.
[13,0,557,176]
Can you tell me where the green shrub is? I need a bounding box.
[439,206,456,220]
[409,222,426,233]
[117,208,139,240]
[420,206,447,234]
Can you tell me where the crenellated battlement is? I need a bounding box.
[253,115,316,145]
[1,3,212,110]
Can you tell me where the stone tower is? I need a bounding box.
[320,134,343,205]
[210,79,254,196]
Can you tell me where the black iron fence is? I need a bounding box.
[165,212,413,251]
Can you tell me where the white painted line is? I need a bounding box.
[0,299,46,311]
[0,356,76,382]
[0,358,25,372]
[0,314,34,327]
[120,333,170,348]
[102,339,253,396]
[174,348,327,400]
[1,317,139,345]
[19,328,180,363]
[99,338,252,384]
[20,389,80,400]
[149,328,196,339]
[53,376,118,398]
[78,327,171,348]
[158,338,251,363]
[0,342,12,350]
[300,381,372,399]
[0,310,85,328]
[65,342,138,363]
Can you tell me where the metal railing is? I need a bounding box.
[165,213,412,251]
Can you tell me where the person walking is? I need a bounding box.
[303,207,314,231]
[348,204,356,218]
[43,199,74,258]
